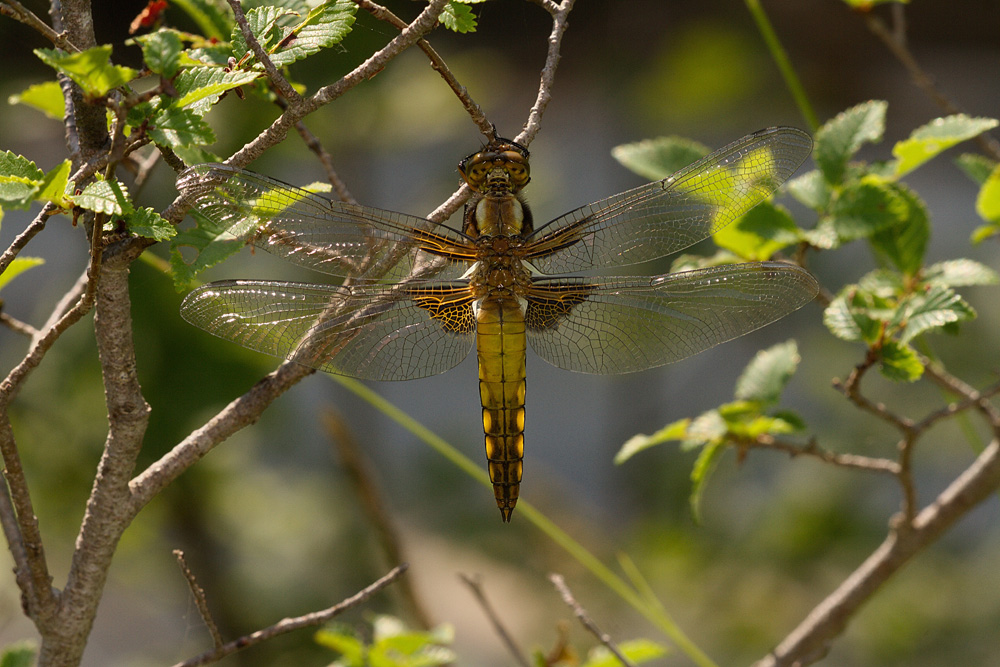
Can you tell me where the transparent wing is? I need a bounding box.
[525,127,812,274]
[177,164,474,282]
[180,279,476,381]
[525,262,818,374]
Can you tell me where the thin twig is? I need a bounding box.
[460,574,531,667]
[0,0,78,50]
[740,435,901,475]
[355,0,493,138]
[833,352,915,434]
[861,10,1000,161]
[226,0,449,169]
[549,573,635,667]
[174,550,223,649]
[323,409,432,629]
[516,0,576,147]
[754,436,1000,667]
[172,564,409,667]
[0,312,40,339]
[0,205,56,277]
[226,0,302,104]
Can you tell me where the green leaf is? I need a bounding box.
[689,440,725,524]
[173,67,261,114]
[149,106,216,147]
[268,0,358,67]
[36,159,73,207]
[683,409,727,449]
[611,136,709,181]
[439,2,477,33]
[879,340,923,382]
[0,256,45,292]
[34,45,138,97]
[70,178,126,215]
[814,100,887,184]
[0,640,37,667]
[829,179,908,242]
[0,151,45,206]
[714,200,798,260]
[924,259,999,288]
[823,288,887,343]
[734,340,800,405]
[170,0,231,41]
[132,30,183,78]
[8,80,65,119]
[869,183,929,276]
[892,115,999,177]
[615,419,690,464]
[582,639,669,667]
[232,6,286,60]
[897,286,975,344]
[975,163,1000,224]
[125,206,176,241]
[955,153,997,185]
[785,169,831,211]
[169,209,247,290]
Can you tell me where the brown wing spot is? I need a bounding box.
[525,283,595,331]
[408,286,476,334]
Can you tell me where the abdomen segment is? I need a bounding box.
[476,296,527,522]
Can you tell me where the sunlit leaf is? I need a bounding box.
[689,440,724,524]
[924,259,999,288]
[34,45,138,97]
[954,153,996,186]
[170,0,231,40]
[785,169,831,211]
[0,640,36,667]
[126,206,176,241]
[713,201,797,260]
[975,163,1000,224]
[892,115,998,177]
[615,419,690,464]
[0,151,45,206]
[0,256,45,292]
[149,106,216,147]
[823,288,887,343]
[36,159,73,207]
[582,639,669,667]
[269,0,358,66]
[611,136,709,181]
[829,179,908,242]
[878,340,923,382]
[131,30,183,78]
[70,178,126,215]
[8,80,65,119]
[897,286,975,344]
[869,182,929,276]
[169,208,246,289]
[173,66,261,114]
[439,2,477,33]
[814,100,887,184]
[734,340,800,405]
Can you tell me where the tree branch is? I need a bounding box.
[172,564,409,667]
[754,435,1000,667]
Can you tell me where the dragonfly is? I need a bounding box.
[177,126,819,522]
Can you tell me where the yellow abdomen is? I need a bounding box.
[476,296,527,522]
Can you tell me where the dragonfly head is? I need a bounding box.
[459,138,531,195]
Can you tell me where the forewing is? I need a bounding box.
[180,279,476,381]
[525,127,812,274]
[525,262,818,374]
[177,164,473,282]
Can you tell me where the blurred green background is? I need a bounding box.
[0,1,998,665]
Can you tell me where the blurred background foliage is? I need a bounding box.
[0,1,998,665]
